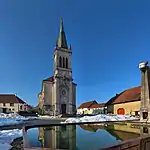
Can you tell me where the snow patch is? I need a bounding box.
[0,129,22,150]
[38,115,56,119]
[61,114,138,124]
[0,113,37,126]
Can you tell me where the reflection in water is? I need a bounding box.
[25,123,150,150]
[79,123,141,141]
[143,126,149,134]
[38,125,76,150]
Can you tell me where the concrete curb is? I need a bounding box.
[0,119,141,130]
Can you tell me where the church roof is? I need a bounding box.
[43,76,54,82]
[56,18,68,49]
[112,86,141,104]
[73,82,77,86]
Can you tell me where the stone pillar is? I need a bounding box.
[68,81,73,115]
[139,61,150,122]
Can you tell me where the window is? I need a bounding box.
[135,111,139,116]
[66,58,68,69]
[12,109,15,111]
[9,109,11,111]
[10,103,14,107]
[143,127,148,133]
[3,103,5,107]
[20,105,22,110]
[59,56,62,67]
[63,57,65,68]
[143,112,148,119]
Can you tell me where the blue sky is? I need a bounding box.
[0,0,150,106]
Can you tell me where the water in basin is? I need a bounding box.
[23,123,141,150]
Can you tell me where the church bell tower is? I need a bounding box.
[53,18,72,79]
[53,18,75,115]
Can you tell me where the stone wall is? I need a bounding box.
[104,135,150,150]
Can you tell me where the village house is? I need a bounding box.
[77,100,106,115]
[105,92,124,114]
[105,86,141,115]
[0,94,32,113]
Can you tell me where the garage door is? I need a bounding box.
[117,108,125,115]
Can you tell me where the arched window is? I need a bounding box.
[59,56,62,68]
[63,57,65,68]
[66,58,68,69]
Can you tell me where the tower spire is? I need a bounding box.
[60,17,64,32]
[56,17,68,49]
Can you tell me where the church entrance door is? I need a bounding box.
[61,104,66,114]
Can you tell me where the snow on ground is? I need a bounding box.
[0,113,37,126]
[61,114,138,124]
[38,115,56,119]
[0,129,22,150]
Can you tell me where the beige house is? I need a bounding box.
[38,18,77,116]
[105,86,141,115]
[0,94,31,113]
[77,100,106,115]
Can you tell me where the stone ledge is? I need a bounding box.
[103,135,150,150]
[24,148,65,150]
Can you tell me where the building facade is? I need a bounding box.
[38,126,76,150]
[38,18,77,116]
[77,100,106,115]
[105,86,141,115]
[0,94,31,113]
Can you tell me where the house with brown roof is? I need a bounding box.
[105,86,141,115]
[77,100,106,115]
[105,92,124,114]
[0,94,32,113]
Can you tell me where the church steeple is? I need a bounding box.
[56,18,68,49]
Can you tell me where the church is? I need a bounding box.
[38,18,77,116]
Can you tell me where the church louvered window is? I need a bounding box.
[66,58,68,69]
[63,57,65,68]
[59,56,62,67]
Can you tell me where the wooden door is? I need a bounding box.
[117,108,125,115]
[61,104,66,114]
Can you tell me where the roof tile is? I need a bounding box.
[0,94,26,104]
[78,100,97,109]
[89,103,105,108]
[112,86,141,104]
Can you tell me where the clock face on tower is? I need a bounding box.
[59,71,69,78]
[62,89,67,96]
